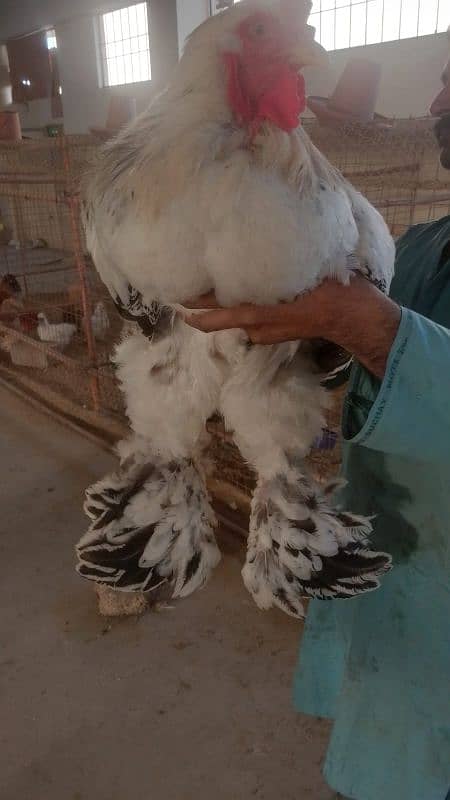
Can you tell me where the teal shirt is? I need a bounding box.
[294,217,450,800]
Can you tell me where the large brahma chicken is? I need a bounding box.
[77,0,395,618]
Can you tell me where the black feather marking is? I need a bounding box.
[88,464,156,531]
[114,563,161,590]
[79,457,220,598]
[294,544,391,600]
[304,495,319,512]
[100,486,121,498]
[337,512,365,528]
[275,588,301,617]
[114,286,173,342]
[292,517,317,534]
[301,577,380,600]
[185,485,195,503]
[87,491,118,509]
[141,570,168,593]
[77,521,169,593]
[78,524,156,567]
[182,551,202,588]
[77,563,117,581]
[321,548,391,578]
[85,498,108,520]
[320,357,354,390]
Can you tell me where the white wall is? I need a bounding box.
[304,32,449,119]
[176,0,209,55]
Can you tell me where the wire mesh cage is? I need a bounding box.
[0,121,449,510]
[0,136,124,436]
[305,117,450,236]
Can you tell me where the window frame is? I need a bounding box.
[310,0,450,53]
[46,29,58,50]
[96,1,152,89]
[209,0,241,15]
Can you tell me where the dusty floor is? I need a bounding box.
[0,385,332,800]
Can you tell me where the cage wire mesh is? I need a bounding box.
[0,135,124,434]
[0,120,449,507]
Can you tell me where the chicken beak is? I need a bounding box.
[289,26,328,70]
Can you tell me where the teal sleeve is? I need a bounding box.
[343,308,450,464]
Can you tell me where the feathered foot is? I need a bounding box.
[76,456,221,598]
[242,467,392,619]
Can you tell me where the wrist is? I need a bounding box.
[319,278,401,379]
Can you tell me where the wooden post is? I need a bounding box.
[60,136,101,412]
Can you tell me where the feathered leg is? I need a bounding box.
[221,343,392,619]
[76,321,224,598]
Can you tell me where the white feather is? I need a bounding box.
[37,313,76,349]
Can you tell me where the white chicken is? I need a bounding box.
[76,0,395,618]
[37,312,76,350]
[89,301,110,341]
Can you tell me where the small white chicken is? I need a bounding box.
[77,0,395,618]
[37,312,77,350]
[90,301,110,341]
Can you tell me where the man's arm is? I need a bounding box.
[184,275,401,379]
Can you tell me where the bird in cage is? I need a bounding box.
[76,0,395,618]
[86,301,110,341]
[0,274,21,307]
[37,312,77,350]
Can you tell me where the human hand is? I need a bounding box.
[183,275,401,378]
[183,280,348,345]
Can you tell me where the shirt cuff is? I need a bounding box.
[342,307,413,449]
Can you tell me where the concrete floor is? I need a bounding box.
[0,385,332,800]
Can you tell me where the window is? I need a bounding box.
[310,0,450,52]
[210,0,241,14]
[98,2,152,87]
[8,31,56,102]
[46,29,57,50]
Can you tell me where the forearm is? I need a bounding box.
[184,275,402,378]
[322,279,401,379]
